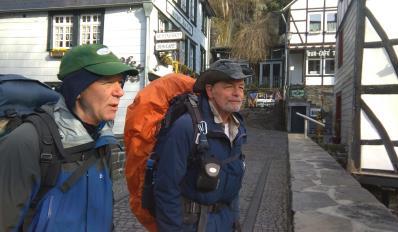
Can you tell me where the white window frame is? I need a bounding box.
[308,13,322,34]
[307,58,321,75]
[324,58,335,75]
[326,12,337,33]
[53,15,73,49]
[80,14,102,45]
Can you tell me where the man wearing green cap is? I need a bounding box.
[0,44,137,231]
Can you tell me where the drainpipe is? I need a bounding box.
[142,2,153,89]
[280,11,292,131]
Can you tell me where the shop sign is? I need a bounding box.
[155,42,178,51]
[156,31,184,41]
[306,49,335,57]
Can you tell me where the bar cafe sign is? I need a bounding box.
[155,42,178,51]
[306,49,335,57]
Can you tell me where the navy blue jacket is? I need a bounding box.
[154,95,247,231]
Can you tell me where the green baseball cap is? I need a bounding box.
[58,44,139,80]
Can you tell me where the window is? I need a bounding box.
[80,14,101,45]
[158,18,166,32]
[53,15,73,48]
[324,59,335,74]
[200,46,206,72]
[201,5,208,36]
[189,0,196,24]
[308,59,321,74]
[188,41,196,71]
[326,13,337,32]
[50,11,103,50]
[179,40,186,64]
[309,14,321,33]
[158,13,177,32]
[338,30,344,68]
[181,0,187,13]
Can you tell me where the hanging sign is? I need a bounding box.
[155,32,184,41]
[155,42,178,51]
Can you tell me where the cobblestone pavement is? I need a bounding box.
[113,127,292,231]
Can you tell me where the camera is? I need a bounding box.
[196,157,221,192]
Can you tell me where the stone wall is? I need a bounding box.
[304,86,334,113]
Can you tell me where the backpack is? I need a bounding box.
[0,74,60,136]
[0,74,113,231]
[124,73,203,231]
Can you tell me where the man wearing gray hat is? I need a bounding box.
[154,59,250,231]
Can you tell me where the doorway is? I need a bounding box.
[291,106,306,133]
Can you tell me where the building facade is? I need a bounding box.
[0,0,214,134]
[285,0,338,134]
[335,0,398,187]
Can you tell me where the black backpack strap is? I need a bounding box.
[59,149,101,193]
[185,94,209,155]
[24,112,64,206]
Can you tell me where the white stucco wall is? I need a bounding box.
[103,7,146,134]
[0,12,60,82]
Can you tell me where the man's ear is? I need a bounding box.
[205,84,213,99]
[76,94,81,100]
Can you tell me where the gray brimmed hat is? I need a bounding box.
[193,59,252,92]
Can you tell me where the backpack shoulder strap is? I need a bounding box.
[23,111,65,206]
[184,94,209,157]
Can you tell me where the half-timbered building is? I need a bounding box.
[284,0,338,134]
[335,0,398,187]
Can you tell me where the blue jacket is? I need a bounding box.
[154,95,247,231]
[0,98,118,232]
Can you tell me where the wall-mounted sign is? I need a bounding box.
[290,89,305,98]
[306,49,335,57]
[166,1,193,35]
[155,31,184,41]
[155,42,178,51]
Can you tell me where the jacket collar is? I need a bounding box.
[51,97,118,149]
[199,95,244,136]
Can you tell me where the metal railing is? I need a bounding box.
[296,112,325,138]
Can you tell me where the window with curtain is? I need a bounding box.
[327,13,337,32]
[309,14,321,33]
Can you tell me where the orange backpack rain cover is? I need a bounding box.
[124,73,195,231]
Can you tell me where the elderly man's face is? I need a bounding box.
[205,79,245,119]
[75,74,124,125]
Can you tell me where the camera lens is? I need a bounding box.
[205,162,220,177]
